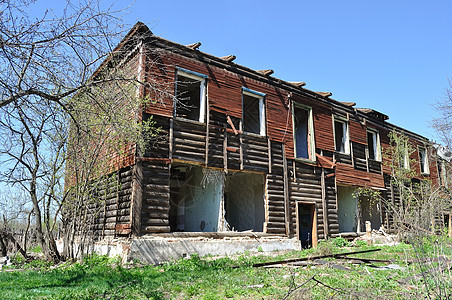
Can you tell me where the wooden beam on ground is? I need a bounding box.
[246,248,381,268]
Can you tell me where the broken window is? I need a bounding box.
[293,104,315,160]
[242,88,265,135]
[438,160,447,187]
[419,147,429,174]
[334,118,349,154]
[367,129,381,161]
[175,68,206,122]
[224,172,265,232]
[169,165,265,233]
[402,147,410,170]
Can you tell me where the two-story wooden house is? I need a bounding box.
[79,22,451,261]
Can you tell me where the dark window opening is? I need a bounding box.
[294,107,309,159]
[368,131,375,160]
[334,120,346,153]
[243,94,261,134]
[175,74,202,121]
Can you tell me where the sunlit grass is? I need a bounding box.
[0,238,450,299]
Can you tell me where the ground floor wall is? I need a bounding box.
[57,235,300,265]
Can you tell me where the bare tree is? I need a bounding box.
[0,0,137,261]
[0,0,127,110]
[432,80,452,150]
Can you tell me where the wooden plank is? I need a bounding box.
[321,168,329,238]
[130,161,143,236]
[282,145,290,235]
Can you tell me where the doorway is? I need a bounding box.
[297,202,316,248]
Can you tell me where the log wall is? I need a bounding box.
[86,166,133,238]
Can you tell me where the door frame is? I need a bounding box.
[296,201,318,247]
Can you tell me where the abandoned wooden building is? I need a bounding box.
[77,22,452,260]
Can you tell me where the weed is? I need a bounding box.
[332,237,350,247]
[0,242,449,299]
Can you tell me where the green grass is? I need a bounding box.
[0,239,450,299]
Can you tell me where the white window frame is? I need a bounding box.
[175,68,207,123]
[403,147,410,170]
[418,146,429,175]
[242,87,266,136]
[292,103,316,162]
[333,116,350,154]
[367,129,381,161]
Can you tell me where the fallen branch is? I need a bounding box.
[243,248,381,268]
[282,275,315,300]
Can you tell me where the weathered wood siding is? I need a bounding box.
[140,161,171,233]
[87,166,133,238]
[336,162,385,188]
[349,119,367,145]
[288,162,325,238]
[313,106,335,152]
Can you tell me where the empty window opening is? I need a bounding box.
[337,186,357,233]
[169,166,265,233]
[169,165,224,232]
[403,148,410,169]
[419,147,429,174]
[367,130,380,161]
[334,119,349,153]
[359,196,382,232]
[242,89,265,135]
[294,105,314,160]
[337,186,381,233]
[224,172,265,232]
[175,70,206,122]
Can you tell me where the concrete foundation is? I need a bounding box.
[58,235,300,265]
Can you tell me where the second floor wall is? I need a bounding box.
[137,35,444,188]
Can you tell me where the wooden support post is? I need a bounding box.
[263,175,269,233]
[292,160,296,181]
[321,168,329,237]
[449,213,452,238]
[390,179,395,230]
[350,141,355,167]
[130,160,143,236]
[366,221,372,239]
[169,118,173,160]
[282,145,290,235]
[205,104,210,166]
[239,120,244,170]
[267,138,272,174]
[365,147,369,172]
[114,169,121,237]
[223,132,228,171]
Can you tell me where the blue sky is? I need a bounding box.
[41,0,452,141]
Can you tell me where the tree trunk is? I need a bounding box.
[0,233,7,257]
